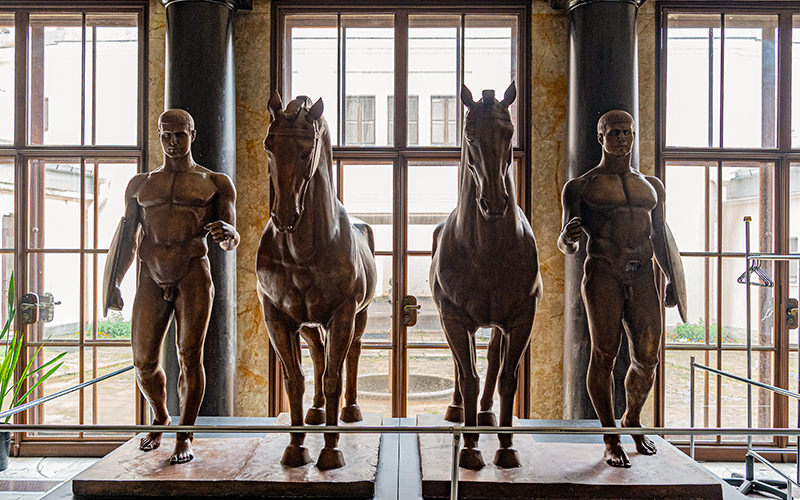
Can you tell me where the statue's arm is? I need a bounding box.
[209,173,240,251]
[102,174,144,313]
[557,179,583,255]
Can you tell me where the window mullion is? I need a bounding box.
[394,11,407,150]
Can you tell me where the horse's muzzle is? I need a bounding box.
[478,196,509,220]
[271,211,301,233]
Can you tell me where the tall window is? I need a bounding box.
[274,4,528,417]
[658,5,800,456]
[0,4,146,455]
[345,95,376,145]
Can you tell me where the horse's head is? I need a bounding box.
[264,90,326,233]
[461,82,516,221]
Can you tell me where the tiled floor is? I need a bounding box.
[0,457,796,499]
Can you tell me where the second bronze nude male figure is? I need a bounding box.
[558,110,686,468]
[103,109,239,465]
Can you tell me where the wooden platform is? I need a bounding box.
[418,415,724,500]
[72,414,381,498]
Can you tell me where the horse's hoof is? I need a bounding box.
[340,404,363,423]
[444,405,464,423]
[494,447,522,468]
[459,448,485,470]
[477,411,497,427]
[316,447,345,470]
[305,407,325,425]
[281,445,312,467]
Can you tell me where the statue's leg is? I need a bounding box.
[620,275,661,456]
[299,326,325,425]
[494,306,536,468]
[169,261,214,464]
[444,359,464,423]
[131,268,174,453]
[478,328,502,426]
[317,301,357,470]
[583,263,628,467]
[440,302,483,470]
[341,308,367,423]
[261,297,310,467]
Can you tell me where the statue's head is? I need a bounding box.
[460,81,517,220]
[263,91,325,233]
[597,110,635,158]
[158,109,196,160]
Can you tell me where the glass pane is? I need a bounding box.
[352,348,391,417]
[794,17,800,148]
[721,257,774,347]
[84,347,136,435]
[29,14,83,145]
[342,162,392,252]
[407,255,440,344]
[89,14,139,146]
[408,15,458,148]
[408,162,458,252]
[722,15,778,148]
[464,15,518,146]
[720,350,774,443]
[285,15,338,146]
[665,161,717,253]
[343,15,394,147]
[665,256,717,344]
[27,345,79,435]
[407,347,499,417]
[663,349,717,443]
[28,253,82,342]
[791,163,800,346]
[0,158,14,249]
[0,15,15,145]
[89,160,138,249]
[665,14,721,148]
[720,162,774,253]
[95,253,135,334]
[28,159,82,249]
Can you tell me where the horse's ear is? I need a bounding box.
[268,90,283,120]
[307,97,324,122]
[460,84,475,108]
[500,81,517,108]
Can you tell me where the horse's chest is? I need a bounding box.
[261,265,347,323]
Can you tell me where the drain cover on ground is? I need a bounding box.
[0,479,62,492]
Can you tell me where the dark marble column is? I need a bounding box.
[161,0,252,416]
[562,0,642,419]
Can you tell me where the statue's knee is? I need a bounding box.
[177,349,203,373]
[134,358,159,377]
[589,348,616,369]
[630,358,658,378]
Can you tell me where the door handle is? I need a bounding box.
[402,295,421,327]
[788,298,799,330]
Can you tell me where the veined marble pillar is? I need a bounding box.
[161,0,252,416]
[563,0,642,419]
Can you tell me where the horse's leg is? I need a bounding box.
[444,360,464,423]
[440,303,483,470]
[299,326,325,425]
[494,306,536,469]
[478,327,502,427]
[341,308,367,423]
[261,299,310,467]
[317,301,357,470]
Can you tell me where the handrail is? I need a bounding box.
[0,364,134,420]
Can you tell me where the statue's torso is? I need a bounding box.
[136,170,217,284]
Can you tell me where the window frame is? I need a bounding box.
[0,2,148,457]
[656,1,800,458]
[271,1,532,418]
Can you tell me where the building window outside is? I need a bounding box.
[388,95,419,146]
[345,95,376,145]
[659,7,800,451]
[430,95,456,145]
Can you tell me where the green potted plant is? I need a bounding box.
[0,273,66,471]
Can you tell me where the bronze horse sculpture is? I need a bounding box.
[257,91,377,470]
[430,82,542,470]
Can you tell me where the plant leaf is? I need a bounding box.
[6,272,12,325]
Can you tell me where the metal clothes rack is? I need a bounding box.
[690,216,800,499]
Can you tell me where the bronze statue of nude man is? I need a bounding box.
[558,110,686,468]
[102,109,240,464]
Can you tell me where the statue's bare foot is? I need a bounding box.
[340,404,363,423]
[633,434,657,455]
[459,447,485,470]
[477,410,497,427]
[305,407,325,425]
[493,447,521,468]
[604,439,630,468]
[316,447,345,470]
[444,404,464,423]
[139,415,171,452]
[169,437,194,465]
[281,444,312,467]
